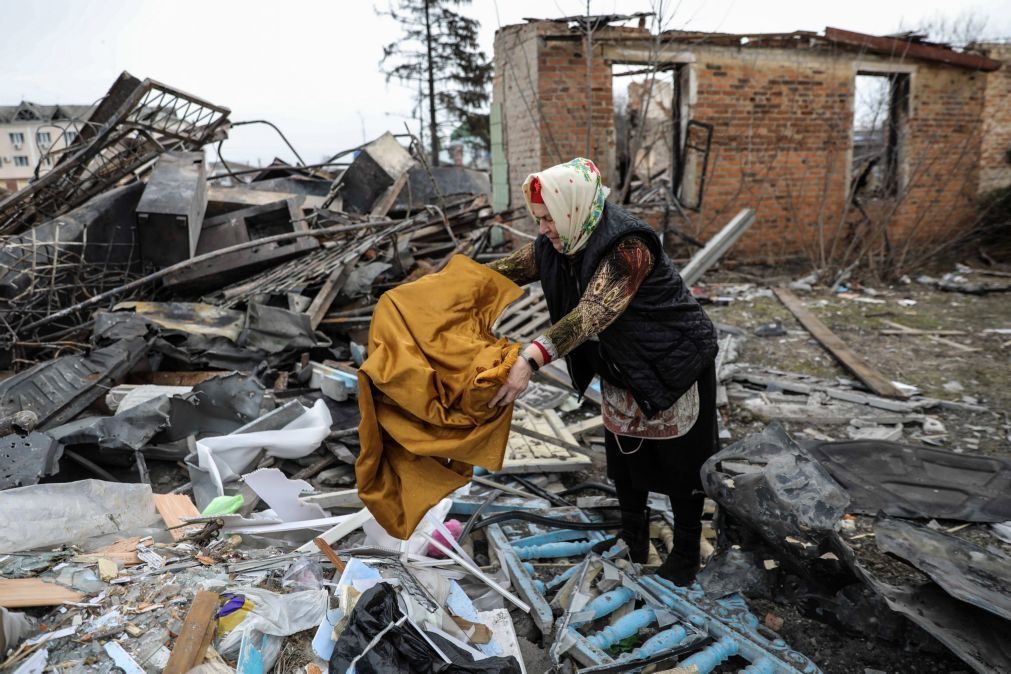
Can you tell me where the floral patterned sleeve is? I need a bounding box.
[533,236,653,362]
[486,242,539,285]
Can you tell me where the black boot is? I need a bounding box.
[657,495,705,586]
[656,523,702,586]
[591,506,650,563]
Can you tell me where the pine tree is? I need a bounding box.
[380,0,492,166]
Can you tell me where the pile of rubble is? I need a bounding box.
[1,71,1009,674]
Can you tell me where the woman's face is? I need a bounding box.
[532,203,562,252]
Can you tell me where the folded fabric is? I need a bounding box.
[356,255,522,539]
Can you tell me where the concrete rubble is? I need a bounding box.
[0,68,1009,674]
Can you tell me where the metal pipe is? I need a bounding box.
[419,531,530,613]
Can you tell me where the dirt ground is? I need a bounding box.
[705,270,1010,455]
[562,265,1010,673]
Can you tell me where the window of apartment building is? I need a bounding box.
[36,131,51,147]
[42,156,53,168]
[13,156,30,167]
[851,72,910,199]
[66,130,79,144]
[8,132,25,146]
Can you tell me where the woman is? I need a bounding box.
[486,157,719,586]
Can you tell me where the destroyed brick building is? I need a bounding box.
[0,15,1009,674]
[492,18,1010,262]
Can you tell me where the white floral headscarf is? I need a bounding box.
[522,157,610,256]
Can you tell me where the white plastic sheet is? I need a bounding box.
[363,497,453,555]
[218,587,328,671]
[196,399,332,496]
[0,480,157,553]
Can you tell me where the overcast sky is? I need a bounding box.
[2,0,1007,166]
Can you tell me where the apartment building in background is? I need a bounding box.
[0,101,93,192]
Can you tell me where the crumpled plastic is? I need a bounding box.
[218,586,328,671]
[196,398,332,497]
[0,480,157,553]
[329,583,522,674]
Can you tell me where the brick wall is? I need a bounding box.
[685,47,854,260]
[885,62,986,251]
[537,35,613,179]
[492,22,995,262]
[978,44,1011,194]
[493,23,543,216]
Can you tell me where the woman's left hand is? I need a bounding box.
[488,356,533,408]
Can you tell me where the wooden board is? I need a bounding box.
[126,371,231,386]
[0,578,84,607]
[566,415,604,437]
[501,409,591,474]
[153,493,202,541]
[306,263,353,329]
[163,591,219,674]
[773,288,908,399]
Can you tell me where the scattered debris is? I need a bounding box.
[0,62,1007,674]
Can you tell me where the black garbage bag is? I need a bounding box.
[329,583,522,674]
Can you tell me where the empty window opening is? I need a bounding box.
[851,72,909,200]
[613,64,680,205]
[612,63,707,210]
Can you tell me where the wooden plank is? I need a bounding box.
[369,169,412,217]
[773,288,907,399]
[824,27,1002,71]
[163,591,219,674]
[126,370,231,386]
[880,329,967,336]
[153,493,202,541]
[566,415,604,437]
[0,578,83,608]
[879,320,977,352]
[928,335,980,353]
[74,551,142,566]
[306,263,353,330]
[314,537,347,573]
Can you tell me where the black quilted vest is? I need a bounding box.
[535,202,718,418]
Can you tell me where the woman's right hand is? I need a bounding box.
[488,354,534,408]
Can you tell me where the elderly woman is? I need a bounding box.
[486,157,719,585]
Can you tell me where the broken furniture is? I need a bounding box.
[551,556,821,672]
[0,71,229,236]
[335,131,416,214]
[162,197,318,289]
[485,507,610,635]
[135,151,208,267]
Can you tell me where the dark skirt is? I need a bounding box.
[605,363,719,496]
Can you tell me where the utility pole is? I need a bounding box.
[424,0,440,166]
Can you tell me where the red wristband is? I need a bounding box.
[530,341,551,364]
